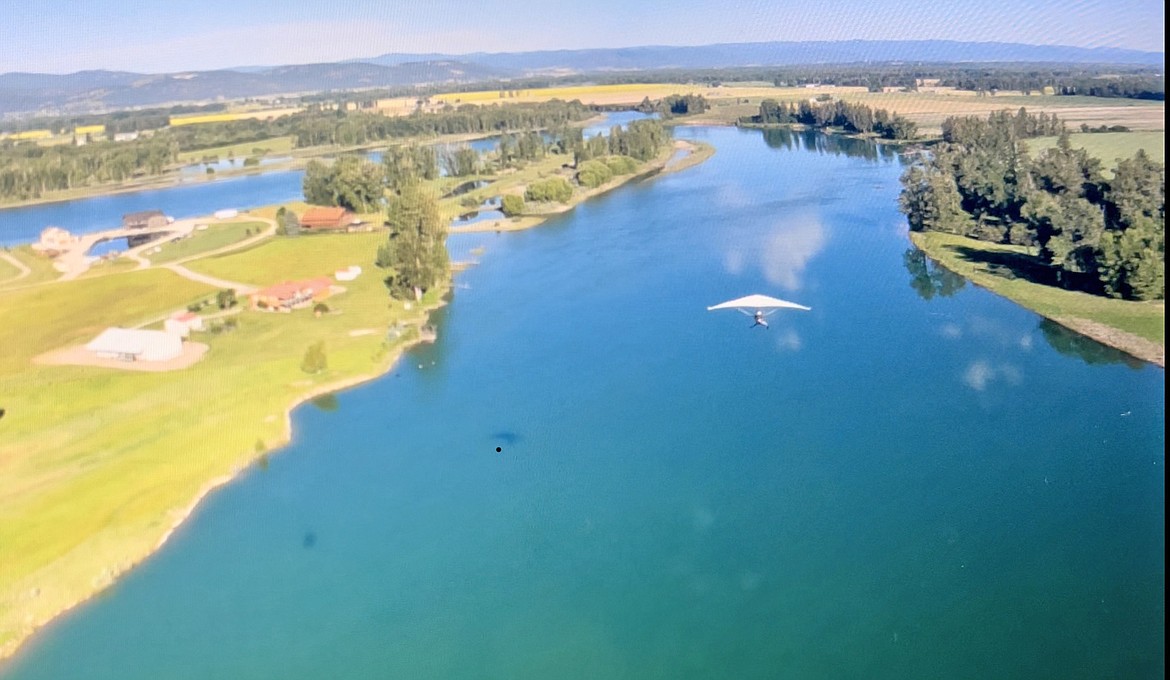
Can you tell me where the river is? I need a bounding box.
[1,125,1163,679]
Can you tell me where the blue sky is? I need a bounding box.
[0,0,1163,73]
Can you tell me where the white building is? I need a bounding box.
[214,209,239,220]
[334,265,362,282]
[164,312,204,338]
[86,328,183,362]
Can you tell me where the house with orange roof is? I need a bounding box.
[249,277,335,312]
[299,206,357,232]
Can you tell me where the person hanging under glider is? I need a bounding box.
[707,294,811,330]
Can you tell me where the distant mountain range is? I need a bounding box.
[1,40,1162,117]
[362,40,1165,72]
[0,61,509,115]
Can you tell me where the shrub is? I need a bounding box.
[242,156,260,167]
[459,195,479,208]
[500,194,525,217]
[525,177,573,203]
[576,159,613,188]
[313,302,330,316]
[604,155,639,175]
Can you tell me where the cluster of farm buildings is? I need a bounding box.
[42,204,368,368]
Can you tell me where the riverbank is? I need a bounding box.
[910,231,1165,367]
[450,140,713,235]
[0,135,715,663]
[0,227,451,662]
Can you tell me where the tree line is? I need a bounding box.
[0,100,596,202]
[740,99,919,140]
[899,108,1164,300]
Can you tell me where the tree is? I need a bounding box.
[500,194,525,217]
[899,164,971,234]
[301,341,327,374]
[302,156,384,212]
[279,207,301,236]
[376,183,448,299]
[216,289,237,309]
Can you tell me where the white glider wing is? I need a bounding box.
[707,294,811,316]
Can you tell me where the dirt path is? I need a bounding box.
[161,263,258,294]
[156,218,276,293]
[0,252,31,282]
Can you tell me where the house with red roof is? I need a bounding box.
[250,277,334,312]
[299,206,357,232]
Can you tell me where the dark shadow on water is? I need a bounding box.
[302,531,316,549]
[1039,319,1145,369]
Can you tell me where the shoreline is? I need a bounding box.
[910,231,1164,368]
[0,289,449,665]
[449,140,714,235]
[0,138,716,663]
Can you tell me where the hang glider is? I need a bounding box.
[707,294,811,329]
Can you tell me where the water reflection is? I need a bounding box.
[903,248,966,299]
[725,214,828,293]
[1038,319,1145,369]
[761,127,901,163]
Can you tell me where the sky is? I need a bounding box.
[0,0,1163,74]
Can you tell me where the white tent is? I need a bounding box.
[86,328,183,362]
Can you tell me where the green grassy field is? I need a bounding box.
[0,238,444,658]
[146,221,267,264]
[0,254,21,282]
[910,231,1164,347]
[1027,131,1165,166]
[0,247,61,289]
[176,136,296,163]
[77,257,140,279]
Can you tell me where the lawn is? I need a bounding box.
[0,254,21,282]
[145,220,267,264]
[0,240,445,659]
[0,246,62,290]
[176,136,296,163]
[1026,131,1164,166]
[910,231,1164,347]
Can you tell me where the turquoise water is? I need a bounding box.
[2,127,1163,679]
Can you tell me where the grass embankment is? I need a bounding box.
[176,136,296,164]
[145,221,267,264]
[0,234,446,660]
[910,231,1164,366]
[1027,131,1164,166]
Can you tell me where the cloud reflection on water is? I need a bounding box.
[724,212,829,294]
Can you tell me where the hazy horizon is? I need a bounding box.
[0,0,1163,75]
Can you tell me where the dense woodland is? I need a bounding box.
[899,108,1164,300]
[740,99,919,139]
